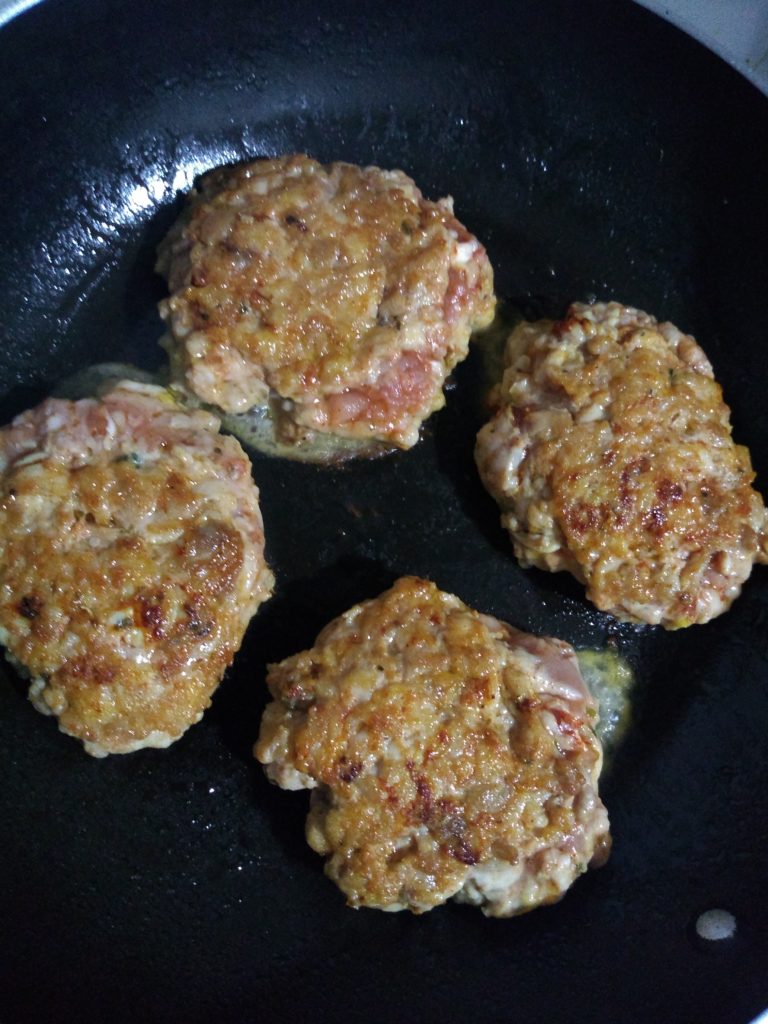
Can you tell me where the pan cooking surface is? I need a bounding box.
[1,1,767,1021]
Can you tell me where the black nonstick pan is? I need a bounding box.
[1,1,767,1022]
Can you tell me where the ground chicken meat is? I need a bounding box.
[475,301,768,628]
[255,576,610,916]
[156,154,495,455]
[0,381,273,756]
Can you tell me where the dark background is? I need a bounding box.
[0,1,767,1021]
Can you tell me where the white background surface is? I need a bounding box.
[636,0,768,94]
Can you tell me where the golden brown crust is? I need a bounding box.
[476,302,767,627]
[0,382,273,755]
[255,577,609,916]
[157,154,495,449]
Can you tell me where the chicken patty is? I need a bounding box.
[0,381,273,756]
[156,154,495,458]
[475,301,768,628]
[255,576,610,916]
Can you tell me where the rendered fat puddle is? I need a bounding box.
[218,402,394,464]
[576,648,635,753]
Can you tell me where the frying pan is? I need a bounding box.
[1,1,767,1021]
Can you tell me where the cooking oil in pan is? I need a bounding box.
[576,647,635,753]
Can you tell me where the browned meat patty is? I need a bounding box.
[475,301,768,628]
[157,154,495,458]
[255,576,610,916]
[0,381,273,755]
